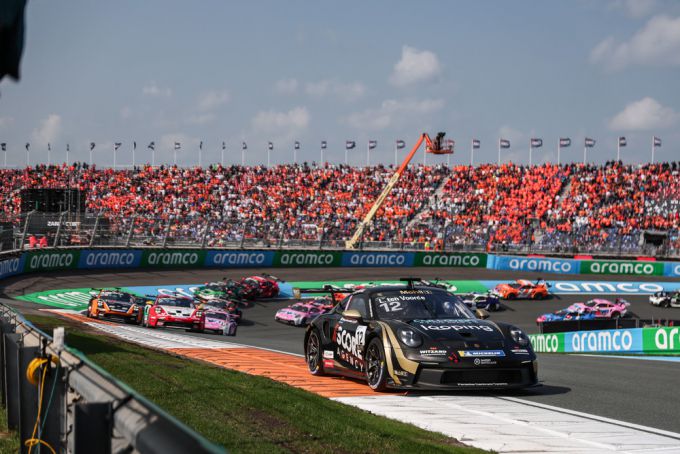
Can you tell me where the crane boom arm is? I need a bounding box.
[345,133,429,249]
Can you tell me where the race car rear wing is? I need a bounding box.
[291,284,350,300]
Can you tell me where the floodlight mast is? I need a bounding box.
[345,132,448,249]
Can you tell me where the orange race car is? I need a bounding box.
[491,279,551,300]
[87,288,146,324]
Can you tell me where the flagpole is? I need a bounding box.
[345,147,348,166]
[26,147,29,167]
[90,148,93,166]
[320,146,323,165]
[66,146,69,166]
[366,142,369,167]
[529,142,533,166]
[152,148,156,167]
[470,140,473,166]
[174,147,177,166]
[617,139,620,161]
[651,136,654,163]
[47,146,51,166]
[557,141,561,166]
[199,143,202,168]
[113,144,117,169]
[132,144,135,168]
[241,146,245,166]
[221,147,224,166]
[267,147,271,167]
[583,142,586,165]
[498,139,501,166]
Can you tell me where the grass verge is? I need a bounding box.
[0,402,20,454]
[27,315,488,454]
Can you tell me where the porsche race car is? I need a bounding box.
[200,309,238,336]
[461,292,501,311]
[275,302,326,326]
[87,288,145,324]
[198,297,243,323]
[241,274,281,299]
[650,291,680,308]
[142,294,203,330]
[491,279,550,300]
[304,278,538,390]
[566,298,629,319]
[536,309,597,323]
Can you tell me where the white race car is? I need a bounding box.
[650,291,680,308]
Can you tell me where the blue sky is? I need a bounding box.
[1,0,679,167]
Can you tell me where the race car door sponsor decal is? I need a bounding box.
[458,350,506,357]
[332,322,367,371]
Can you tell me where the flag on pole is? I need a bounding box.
[133,141,137,150]
[472,139,481,149]
[67,144,70,152]
[368,140,377,150]
[114,142,122,151]
[618,136,627,147]
[1,143,5,151]
[25,142,30,151]
[174,142,181,150]
[653,136,662,147]
[90,142,96,151]
[48,143,51,151]
[346,140,356,150]
[585,138,596,147]
[396,140,406,149]
[222,141,226,150]
[499,139,511,149]
[199,141,203,150]
[559,138,571,147]
[148,141,155,150]
[294,141,300,150]
[268,142,273,151]
[321,140,327,149]
[530,138,543,147]
[242,142,247,150]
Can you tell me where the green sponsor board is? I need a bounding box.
[580,260,664,276]
[23,250,80,272]
[141,250,206,268]
[15,288,95,310]
[528,333,565,353]
[642,326,680,353]
[290,280,489,294]
[274,251,342,267]
[414,252,487,268]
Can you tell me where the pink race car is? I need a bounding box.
[275,302,326,327]
[200,309,237,336]
[567,298,630,319]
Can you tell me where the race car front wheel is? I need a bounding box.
[365,338,388,391]
[306,329,324,376]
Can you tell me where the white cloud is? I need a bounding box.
[389,46,441,86]
[252,106,310,133]
[186,113,216,125]
[31,114,61,146]
[305,79,366,101]
[142,81,172,97]
[345,98,444,131]
[197,90,230,111]
[608,97,679,130]
[159,133,200,152]
[590,15,680,70]
[609,0,656,18]
[275,78,298,94]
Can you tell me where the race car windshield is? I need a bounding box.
[372,290,473,320]
[207,312,227,320]
[291,305,311,313]
[101,292,133,303]
[204,284,224,291]
[158,298,193,307]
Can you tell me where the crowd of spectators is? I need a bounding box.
[0,160,678,253]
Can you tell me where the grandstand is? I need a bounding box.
[1,161,678,256]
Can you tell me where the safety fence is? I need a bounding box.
[0,303,224,454]
[529,326,680,355]
[2,249,680,281]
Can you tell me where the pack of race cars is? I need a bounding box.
[86,274,283,335]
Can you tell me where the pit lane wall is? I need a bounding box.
[1,249,680,280]
[529,326,680,354]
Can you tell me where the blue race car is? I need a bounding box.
[536,309,596,324]
[461,292,501,311]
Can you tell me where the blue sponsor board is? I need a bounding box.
[487,255,579,274]
[563,329,642,353]
[0,254,25,280]
[341,252,414,267]
[664,262,680,278]
[481,280,680,295]
[205,250,275,268]
[78,249,143,269]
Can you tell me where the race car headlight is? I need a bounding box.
[398,328,423,348]
[510,327,530,346]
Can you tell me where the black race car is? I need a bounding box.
[304,279,538,391]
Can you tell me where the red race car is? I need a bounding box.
[491,279,551,300]
[240,274,281,299]
[142,294,203,330]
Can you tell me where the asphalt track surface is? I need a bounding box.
[3,267,680,433]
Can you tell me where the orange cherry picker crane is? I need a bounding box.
[345,132,453,249]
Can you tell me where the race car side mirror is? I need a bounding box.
[343,309,362,321]
[475,309,490,320]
